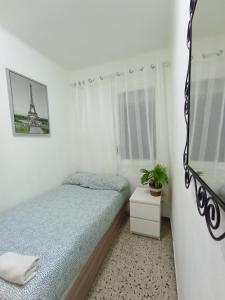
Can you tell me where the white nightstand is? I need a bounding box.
[129,187,161,239]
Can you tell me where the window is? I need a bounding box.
[118,88,156,160]
[190,77,225,162]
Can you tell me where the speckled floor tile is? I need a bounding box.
[86,219,177,300]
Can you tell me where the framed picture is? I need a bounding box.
[6,69,50,136]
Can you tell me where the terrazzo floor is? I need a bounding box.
[86,219,177,300]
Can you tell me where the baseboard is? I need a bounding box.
[170,219,180,300]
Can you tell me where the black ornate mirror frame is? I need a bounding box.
[184,0,225,240]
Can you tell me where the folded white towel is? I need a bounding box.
[0,252,39,285]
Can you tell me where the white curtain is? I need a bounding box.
[190,57,225,192]
[113,65,169,190]
[73,64,170,191]
[74,78,117,174]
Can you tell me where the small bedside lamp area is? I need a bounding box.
[129,187,161,239]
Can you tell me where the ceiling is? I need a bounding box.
[0,0,172,70]
[193,0,225,40]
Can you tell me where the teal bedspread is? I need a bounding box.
[0,184,128,300]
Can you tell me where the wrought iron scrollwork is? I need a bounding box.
[183,0,225,240]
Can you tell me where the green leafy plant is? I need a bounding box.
[196,170,204,177]
[140,164,169,189]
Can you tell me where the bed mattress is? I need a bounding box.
[0,184,128,300]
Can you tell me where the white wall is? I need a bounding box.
[171,1,225,299]
[0,25,172,216]
[0,27,73,211]
[70,49,170,81]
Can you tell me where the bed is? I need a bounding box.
[0,173,129,300]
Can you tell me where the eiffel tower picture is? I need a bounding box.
[7,69,50,135]
[27,83,40,126]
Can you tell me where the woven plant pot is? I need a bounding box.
[149,185,162,197]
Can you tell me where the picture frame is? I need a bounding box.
[6,69,50,136]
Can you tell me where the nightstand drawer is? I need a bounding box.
[130,202,160,221]
[130,217,160,238]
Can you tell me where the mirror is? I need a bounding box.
[189,0,225,203]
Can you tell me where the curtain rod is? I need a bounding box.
[192,49,224,61]
[202,49,223,59]
[72,61,171,86]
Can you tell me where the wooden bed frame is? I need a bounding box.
[64,202,129,300]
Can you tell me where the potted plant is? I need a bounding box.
[140,164,169,196]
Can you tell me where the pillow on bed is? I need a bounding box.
[64,172,129,192]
